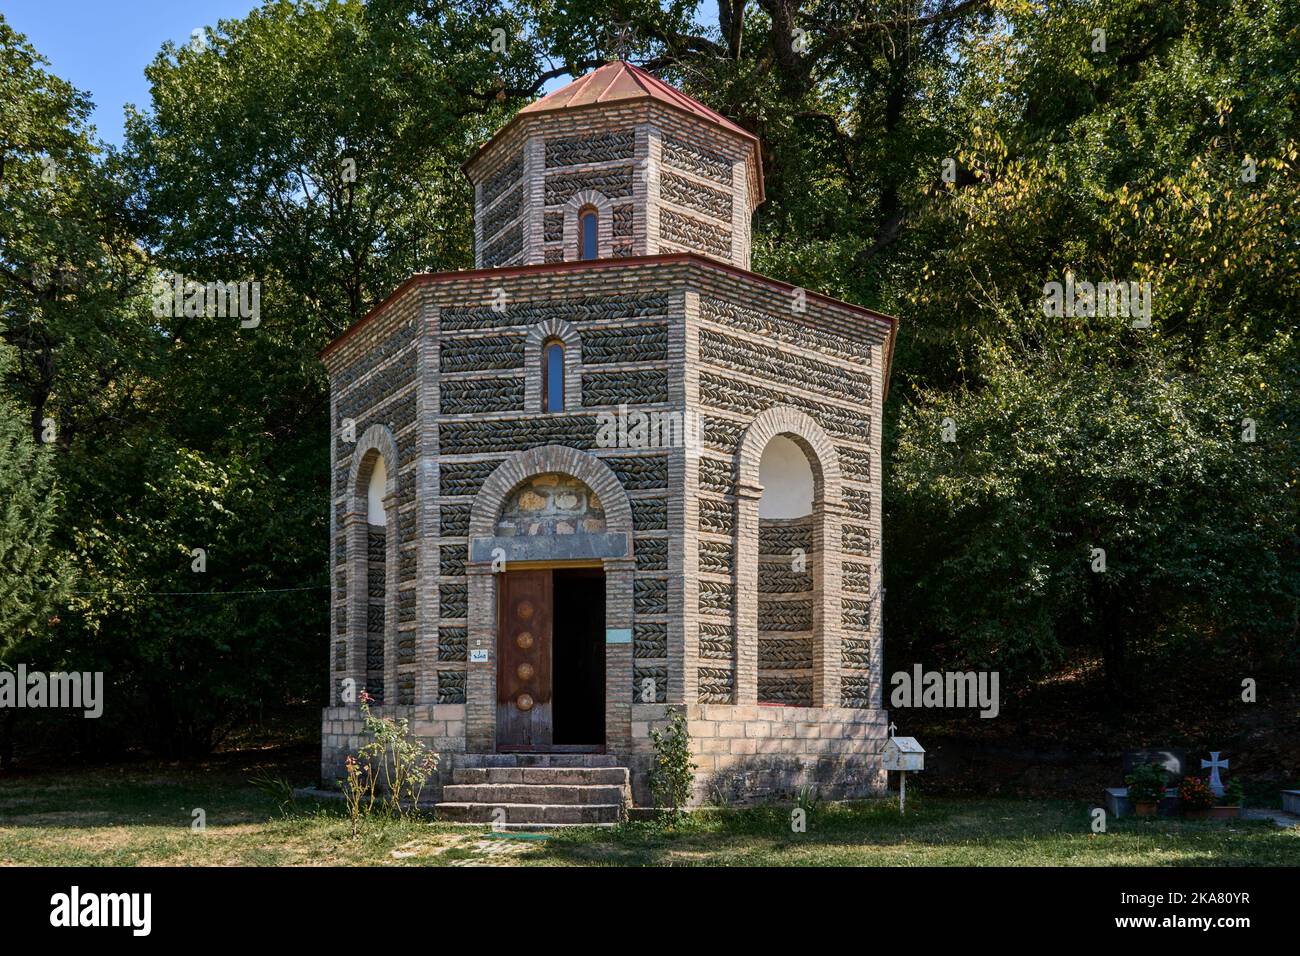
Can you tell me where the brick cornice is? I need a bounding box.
[320,254,898,398]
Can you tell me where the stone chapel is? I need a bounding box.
[319,61,898,822]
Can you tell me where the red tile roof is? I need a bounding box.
[518,61,757,144]
[464,61,764,201]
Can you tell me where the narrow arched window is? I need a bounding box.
[578,205,598,260]
[542,339,565,412]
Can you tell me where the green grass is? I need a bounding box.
[1,766,1296,866]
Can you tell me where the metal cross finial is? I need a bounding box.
[605,21,636,61]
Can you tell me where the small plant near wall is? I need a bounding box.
[1125,762,1167,816]
[341,754,374,838]
[338,691,439,837]
[1178,776,1216,818]
[648,710,696,827]
[1209,778,1247,819]
[795,784,823,824]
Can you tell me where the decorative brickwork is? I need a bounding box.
[545,167,634,205]
[442,292,671,332]
[660,208,731,258]
[581,324,668,364]
[440,335,524,374]
[581,368,668,406]
[545,130,635,167]
[482,155,521,207]
[661,171,733,220]
[441,377,523,414]
[605,454,669,490]
[483,224,523,268]
[543,212,564,242]
[482,186,522,240]
[322,62,895,804]
[662,134,732,183]
[634,537,668,570]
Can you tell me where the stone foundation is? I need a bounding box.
[321,702,886,808]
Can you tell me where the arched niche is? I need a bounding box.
[734,407,843,708]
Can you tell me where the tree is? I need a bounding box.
[888,318,1298,699]
[0,346,68,767]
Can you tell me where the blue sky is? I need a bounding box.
[5,1,719,149]
[3,0,263,147]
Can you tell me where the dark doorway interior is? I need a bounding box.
[551,567,605,746]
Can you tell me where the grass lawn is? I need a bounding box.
[1,765,1297,866]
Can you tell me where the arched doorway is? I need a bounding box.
[492,472,608,749]
[464,445,635,754]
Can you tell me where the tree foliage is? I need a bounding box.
[0,0,1295,759]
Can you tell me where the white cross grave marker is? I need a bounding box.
[1201,751,1228,798]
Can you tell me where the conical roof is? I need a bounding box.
[465,61,763,201]
[517,61,756,143]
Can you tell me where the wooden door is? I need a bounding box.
[496,570,553,749]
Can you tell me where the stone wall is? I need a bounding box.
[475,151,524,269]
[321,255,893,794]
[325,285,423,708]
[467,101,758,270]
[320,703,467,799]
[757,516,814,706]
[689,270,885,711]
[628,703,888,806]
[495,472,606,536]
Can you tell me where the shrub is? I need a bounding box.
[1178,775,1216,811]
[1125,762,1168,803]
[647,710,696,826]
[1223,778,1245,806]
[338,691,438,836]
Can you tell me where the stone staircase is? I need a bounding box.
[435,754,630,829]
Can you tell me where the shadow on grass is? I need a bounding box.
[2,765,1295,867]
[524,798,1297,867]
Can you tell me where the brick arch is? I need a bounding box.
[464,444,636,754]
[736,406,842,506]
[524,318,583,412]
[564,189,615,259]
[469,445,632,539]
[343,423,400,706]
[734,406,843,708]
[348,423,399,502]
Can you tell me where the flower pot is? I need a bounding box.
[1209,805,1240,819]
[1182,808,1212,820]
[1134,801,1158,817]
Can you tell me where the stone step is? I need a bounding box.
[435,802,623,825]
[442,783,626,806]
[453,753,619,768]
[451,766,629,786]
[491,822,618,831]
